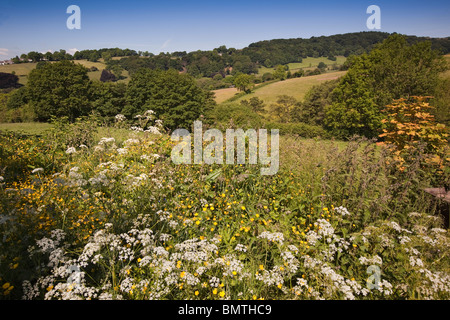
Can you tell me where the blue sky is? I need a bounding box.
[0,0,449,59]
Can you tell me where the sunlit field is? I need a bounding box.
[1,115,448,300]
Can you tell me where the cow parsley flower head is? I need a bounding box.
[334,206,350,216]
[65,147,77,154]
[32,168,44,174]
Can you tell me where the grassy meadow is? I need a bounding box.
[0,51,449,301]
[0,112,449,300]
[258,56,346,75]
[0,60,130,84]
[214,71,346,106]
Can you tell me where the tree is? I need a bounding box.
[233,73,254,93]
[88,51,100,62]
[240,97,266,113]
[27,60,92,122]
[100,69,117,82]
[324,67,381,138]
[102,52,112,63]
[295,79,339,125]
[27,51,43,63]
[262,72,274,82]
[273,65,287,80]
[91,81,127,121]
[318,62,327,70]
[0,73,20,89]
[124,69,214,130]
[324,34,448,138]
[271,95,298,123]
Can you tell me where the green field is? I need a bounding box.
[0,59,130,84]
[0,122,52,135]
[215,70,346,105]
[258,56,346,75]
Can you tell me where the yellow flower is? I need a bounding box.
[219,291,225,297]
[2,283,10,290]
[195,290,199,296]
[212,288,218,295]
[180,271,186,278]
[46,285,53,291]
[241,206,246,210]
[259,265,264,271]
[277,283,282,289]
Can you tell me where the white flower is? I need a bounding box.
[115,114,126,122]
[117,148,128,155]
[258,231,284,244]
[0,176,3,182]
[334,206,350,216]
[32,168,44,174]
[145,126,161,135]
[305,230,321,246]
[65,147,77,154]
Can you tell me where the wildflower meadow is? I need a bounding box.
[0,111,449,301]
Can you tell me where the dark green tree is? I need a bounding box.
[91,81,127,121]
[124,69,214,130]
[27,61,92,122]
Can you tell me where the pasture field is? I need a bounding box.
[258,56,347,75]
[0,122,52,135]
[0,60,130,83]
[232,71,346,105]
[0,63,37,85]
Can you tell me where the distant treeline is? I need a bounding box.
[11,32,450,78]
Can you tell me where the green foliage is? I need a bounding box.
[265,122,328,138]
[240,97,266,114]
[324,34,448,138]
[206,103,264,129]
[318,62,327,69]
[270,95,298,123]
[262,72,274,82]
[324,64,382,138]
[90,82,127,122]
[46,115,99,150]
[124,69,214,130]
[232,73,254,93]
[272,65,287,80]
[294,79,339,125]
[6,87,28,110]
[431,77,450,126]
[27,61,93,122]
